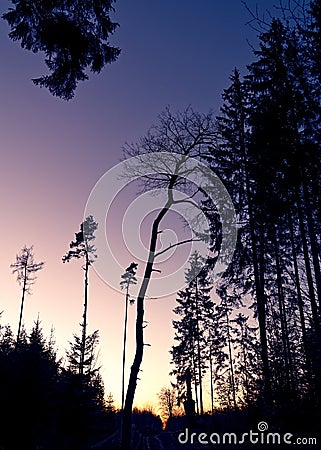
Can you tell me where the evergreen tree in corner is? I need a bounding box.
[2,0,120,99]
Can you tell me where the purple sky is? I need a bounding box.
[0,0,274,408]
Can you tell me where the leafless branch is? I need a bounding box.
[154,237,201,258]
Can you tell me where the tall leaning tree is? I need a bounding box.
[10,245,44,348]
[63,215,98,376]
[120,107,221,449]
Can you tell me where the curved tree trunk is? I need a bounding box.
[120,178,176,449]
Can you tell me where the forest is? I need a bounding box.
[1,0,321,449]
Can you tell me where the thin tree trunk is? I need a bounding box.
[80,252,89,376]
[297,190,321,339]
[241,122,271,401]
[195,280,204,415]
[297,188,321,396]
[225,301,236,409]
[121,178,176,449]
[16,264,27,348]
[191,339,200,416]
[209,345,214,414]
[256,221,271,400]
[121,287,130,410]
[241,325,249,405]
[288,210,312,387]
[273,224,293,393]
[302,172,321,311]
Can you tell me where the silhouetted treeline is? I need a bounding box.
[170,0,321,434]
[0,319,116,450]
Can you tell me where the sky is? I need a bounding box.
[0,0,275,410]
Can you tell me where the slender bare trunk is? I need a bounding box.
[209,345,214,414]
[80,252,89,376]
[225,301,236,409]
[121,287,130,410]
[121,178,176,449]
[16,264,27,348]
[195,280,204,415]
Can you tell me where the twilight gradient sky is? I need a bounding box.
[0,0,273,409]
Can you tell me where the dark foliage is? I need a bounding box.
[0,320,116,450]
[2,0,120,99]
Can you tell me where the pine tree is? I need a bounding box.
[63,328,109,449]
[210,13,321,406]
[120,262,137,410]
[171,252,213,416]
[232,313,261,407]
[66,328,100,378]
[0,325,15,355]
[63,215,98,376]
[217,297,237,409]
[245,16,321,401]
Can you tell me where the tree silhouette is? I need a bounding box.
[232,313,261,407]
[0,316,116,449]
[120,262,137,410]
[245,16,321,402]
[0,319,61,449]
[158,386,179,424]
[120,107,217,449]
[10,245,44,348]
[2,0,120,100]
[66,328,100,378]
[63,215,98,376]
[171,251,213,416]
[209,5,321,408]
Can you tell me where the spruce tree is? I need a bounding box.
[171,251,213,415]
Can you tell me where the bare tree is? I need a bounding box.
[158,386,180,424]
[120,107,221,449]
[10,245,44,347]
